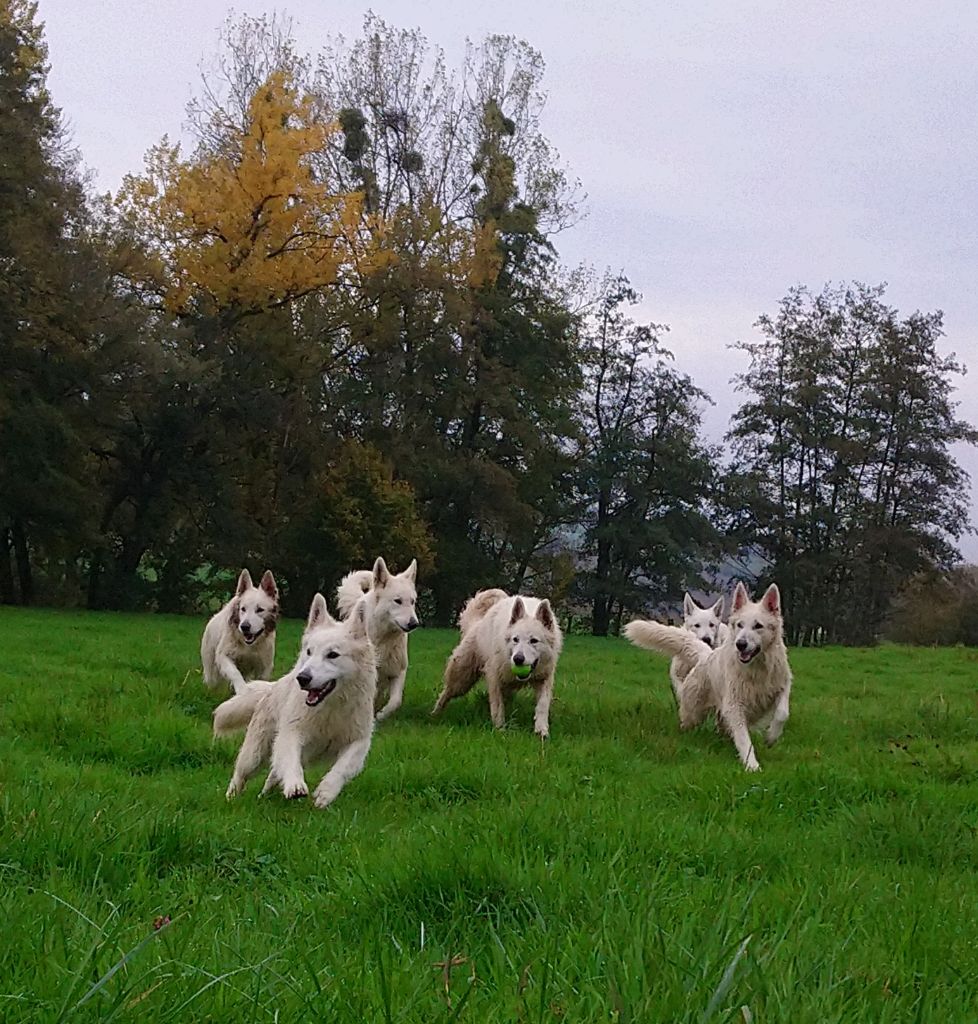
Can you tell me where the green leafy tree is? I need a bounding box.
[577,277,719,635]
[726,283,977,643]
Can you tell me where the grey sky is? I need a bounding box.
[41,0,978,557]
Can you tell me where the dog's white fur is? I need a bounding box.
[214,594,377,808]
[336,557,419,722]
[201,569,279,695]
[669,592,729,691]
[432,589,563,738]
[625,582,791,772]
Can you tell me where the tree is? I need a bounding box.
[0,1,143,605]
[116,69,385,322]
[577,277,718,635]
[726,283,977,643]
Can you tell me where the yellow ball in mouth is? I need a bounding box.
[511,663,532,679]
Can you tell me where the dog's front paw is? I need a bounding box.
[744,760,761,773]
[282,780,309,800]
[534,725,550,740]
[225,778,242,801]
[313,787,337,809]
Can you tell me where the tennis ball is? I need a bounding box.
[511,663,532,679]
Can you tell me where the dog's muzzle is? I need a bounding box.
[296,673,337,706]
[401,620,420,633]
[240,626,263,646]
[735,642,759,664]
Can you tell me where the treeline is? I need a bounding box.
[1,4,974,641]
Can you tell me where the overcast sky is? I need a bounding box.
[40,0,978,558]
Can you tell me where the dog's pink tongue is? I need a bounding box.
[305,692,318,706]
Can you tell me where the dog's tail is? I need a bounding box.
[459,588,508,634]
[337,570,373,618]
[212,681,275,737]
[623,620,712,663]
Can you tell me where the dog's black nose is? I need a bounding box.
[240,623,252,635]
[407,619,419,632]
[296,672,312,689]
[736,638,748,652]
[513,652,525,666]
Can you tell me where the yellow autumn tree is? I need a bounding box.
[116,70,388,318]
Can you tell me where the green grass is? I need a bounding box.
[2,607,978,1022]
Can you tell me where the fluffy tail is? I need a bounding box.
[212,680,275,737]
[623,620,712,663]
[459,588,508,634]
[336,570,373,618]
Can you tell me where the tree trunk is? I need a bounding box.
[0,527,16,604]
[10,519,34,604]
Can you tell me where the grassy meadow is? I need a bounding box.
[1,606,978,1022]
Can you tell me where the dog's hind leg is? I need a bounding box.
[226,719,272,799]
[765,686,790,747]
[313,737,372,808]
[376,670,406,722]
[676,669,712,731]
[431,638,482,715]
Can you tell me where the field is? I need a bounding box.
[2,608,978,1022]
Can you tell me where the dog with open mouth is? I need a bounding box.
[624,582,792,772]
[214,594,377,808]
[201,568,279,695]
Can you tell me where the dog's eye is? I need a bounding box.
[394,598,403,605]
[327,651,340,660]
[512,636,519,643]
[530,637,539,645]
[256,607,264,614]
[305,648,311,656]
[754,622,763,630]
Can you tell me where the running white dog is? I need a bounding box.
[432,589,563,738]
[668,592,729,694]
[625,582,791,772]
[214,594,376,808]
[201,569,279,694]
[336,557,419,722]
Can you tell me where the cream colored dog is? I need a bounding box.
[200,568,279,694]
[214,594,376,808]
[336,557,419,722]
[432,589,563,738]
[625,582,791,772]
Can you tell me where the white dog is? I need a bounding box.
[625,582,791,772]
[336,557,419,722]
[668,592,729,694]
[201,569,279,694]
[214,594,376,808]
[432,589,563,738]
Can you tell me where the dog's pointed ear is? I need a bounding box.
[236,569,253,596]
[348,599,368,640]
[373,557,390,589]
[509,597,526,626]
[711,597,724,618]
[732,582,750,612]
[761,583,781,616]
[307,593,333,630]
[535,599,555,631]
[259,570,278,600]
[683,592,695,616]
[403,558,418,582]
